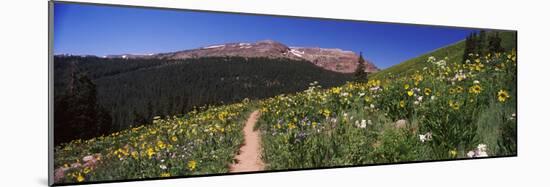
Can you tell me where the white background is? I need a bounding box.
[0,0,549,186]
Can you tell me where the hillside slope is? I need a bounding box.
[371,31,516,80]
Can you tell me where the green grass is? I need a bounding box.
[370,40,466,80]
[370,31,517,80]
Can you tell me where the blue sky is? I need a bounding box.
[54,3,477,69]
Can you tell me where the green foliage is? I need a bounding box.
[368,127,427,163]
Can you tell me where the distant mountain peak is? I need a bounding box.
[107,39,380,73]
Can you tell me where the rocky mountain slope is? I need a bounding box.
[107,40,379,73]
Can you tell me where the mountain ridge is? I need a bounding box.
[70,40,380,73]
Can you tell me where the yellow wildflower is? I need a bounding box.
[146,147,155,158]
[76,173,85,182]
[449,150,458,158]
[83,167,91,174]
[449,88,456,94]
[497,90,510,102]
[448,100,460,110]
[188,160,197,171]
[332,87,341,94]
[424,88,432,96]
[407,90,414,97]
[131,151,139,159]
[160,173,171,177]
[456,86,464,93]
[469,84,482,94]
[157,140,166,149]
[399,100,405,108]
[288,122,297,130]
[322,109,331,118]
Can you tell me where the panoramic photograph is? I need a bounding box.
[51,2,517,185]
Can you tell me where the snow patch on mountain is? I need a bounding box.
[290,48,305,57]
[203,45,226,49]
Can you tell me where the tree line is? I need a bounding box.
[463,30,506,62]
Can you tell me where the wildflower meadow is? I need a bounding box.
[54,50,516,183]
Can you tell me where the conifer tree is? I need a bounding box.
[463,33,477,63]
[478,30,487,55]
[488,32,504,54]
[354,52,368,82]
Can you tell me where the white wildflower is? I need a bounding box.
[428,56,436,63]
[360,120,367,128]
[477,144,487,152]
[467,151,475,158]
[369,86,381,92]
[418,134,432,143]
[419,132,432,143]
[467,144,489,158]
[510,113,516,120]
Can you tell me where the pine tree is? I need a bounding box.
[354,52,368,82]
[488,32,504,54]
[478,30,487,55]
[54,72,112,145]
[463,33,476,63]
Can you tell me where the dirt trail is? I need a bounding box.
[229,110,265,172]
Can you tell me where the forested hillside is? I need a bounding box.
[54,56,353,144]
